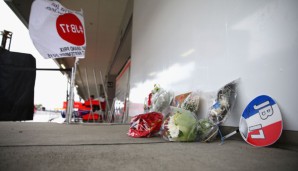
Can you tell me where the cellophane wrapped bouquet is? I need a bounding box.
[128,79,239,143]
[161,107,199,142]
[181,91,201,115]
[150,84,174,113]
[208,79,239,125]
[197,118,218,142]
[198,79,239,142]
[127,112,163,138]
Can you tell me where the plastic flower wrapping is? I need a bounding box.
[127,112,163,138]
[171,92,191,108]
[128,79,239,143]
[208,79,239,125]
[161,107,199,142]
[181,91,201,115]
[197,118,218,142]
[150,85,174,113]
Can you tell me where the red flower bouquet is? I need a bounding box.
[128,112,163,138]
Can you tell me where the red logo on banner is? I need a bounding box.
[56,13,85,46]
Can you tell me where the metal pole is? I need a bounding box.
[66,68,73,123]
[100,71,110,112]
[36,68,72,71]
[84,68,95,122]
[77,68,88,101]
[1,30,12,50]
[100,71,111,122]
[93,69,103,121]
[66,58,79,124]
[108,98,116,123]
[122,68,131,124]
[93,69,100,99]
[66,76,69,102]
[8,32,12,51]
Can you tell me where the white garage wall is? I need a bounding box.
[129,0,298,131]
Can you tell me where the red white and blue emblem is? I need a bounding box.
[239,95,283,147]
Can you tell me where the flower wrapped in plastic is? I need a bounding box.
[181,91,201,115]
[208,79,239,125]
[171,92,191,107]
[161,107,199,142]
[197,118,218,142]
[127,112,163,138]
[150,85,174,113]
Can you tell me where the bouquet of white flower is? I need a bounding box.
[150,85,174,113]
[162,107,199,142]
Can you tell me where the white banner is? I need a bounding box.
[29,0,86,59]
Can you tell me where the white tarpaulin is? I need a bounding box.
[29,0,86,59]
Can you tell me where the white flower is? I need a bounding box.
[219,96,229,108]
[168,115,180,138]
[210,108,222,116]
[204,122,210,128]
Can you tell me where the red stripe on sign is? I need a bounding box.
[247,121,282,147]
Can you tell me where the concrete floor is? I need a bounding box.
[0,122,297,171]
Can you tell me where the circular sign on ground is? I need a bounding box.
[239,95,283,147]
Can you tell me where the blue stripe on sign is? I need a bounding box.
[242,95,276,119]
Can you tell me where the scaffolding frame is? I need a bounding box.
[1,30,13,50]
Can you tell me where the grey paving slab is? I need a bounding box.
[0,122,164,146]
[0,122,298,171]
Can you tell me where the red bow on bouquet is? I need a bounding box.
[128,112,163,138]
